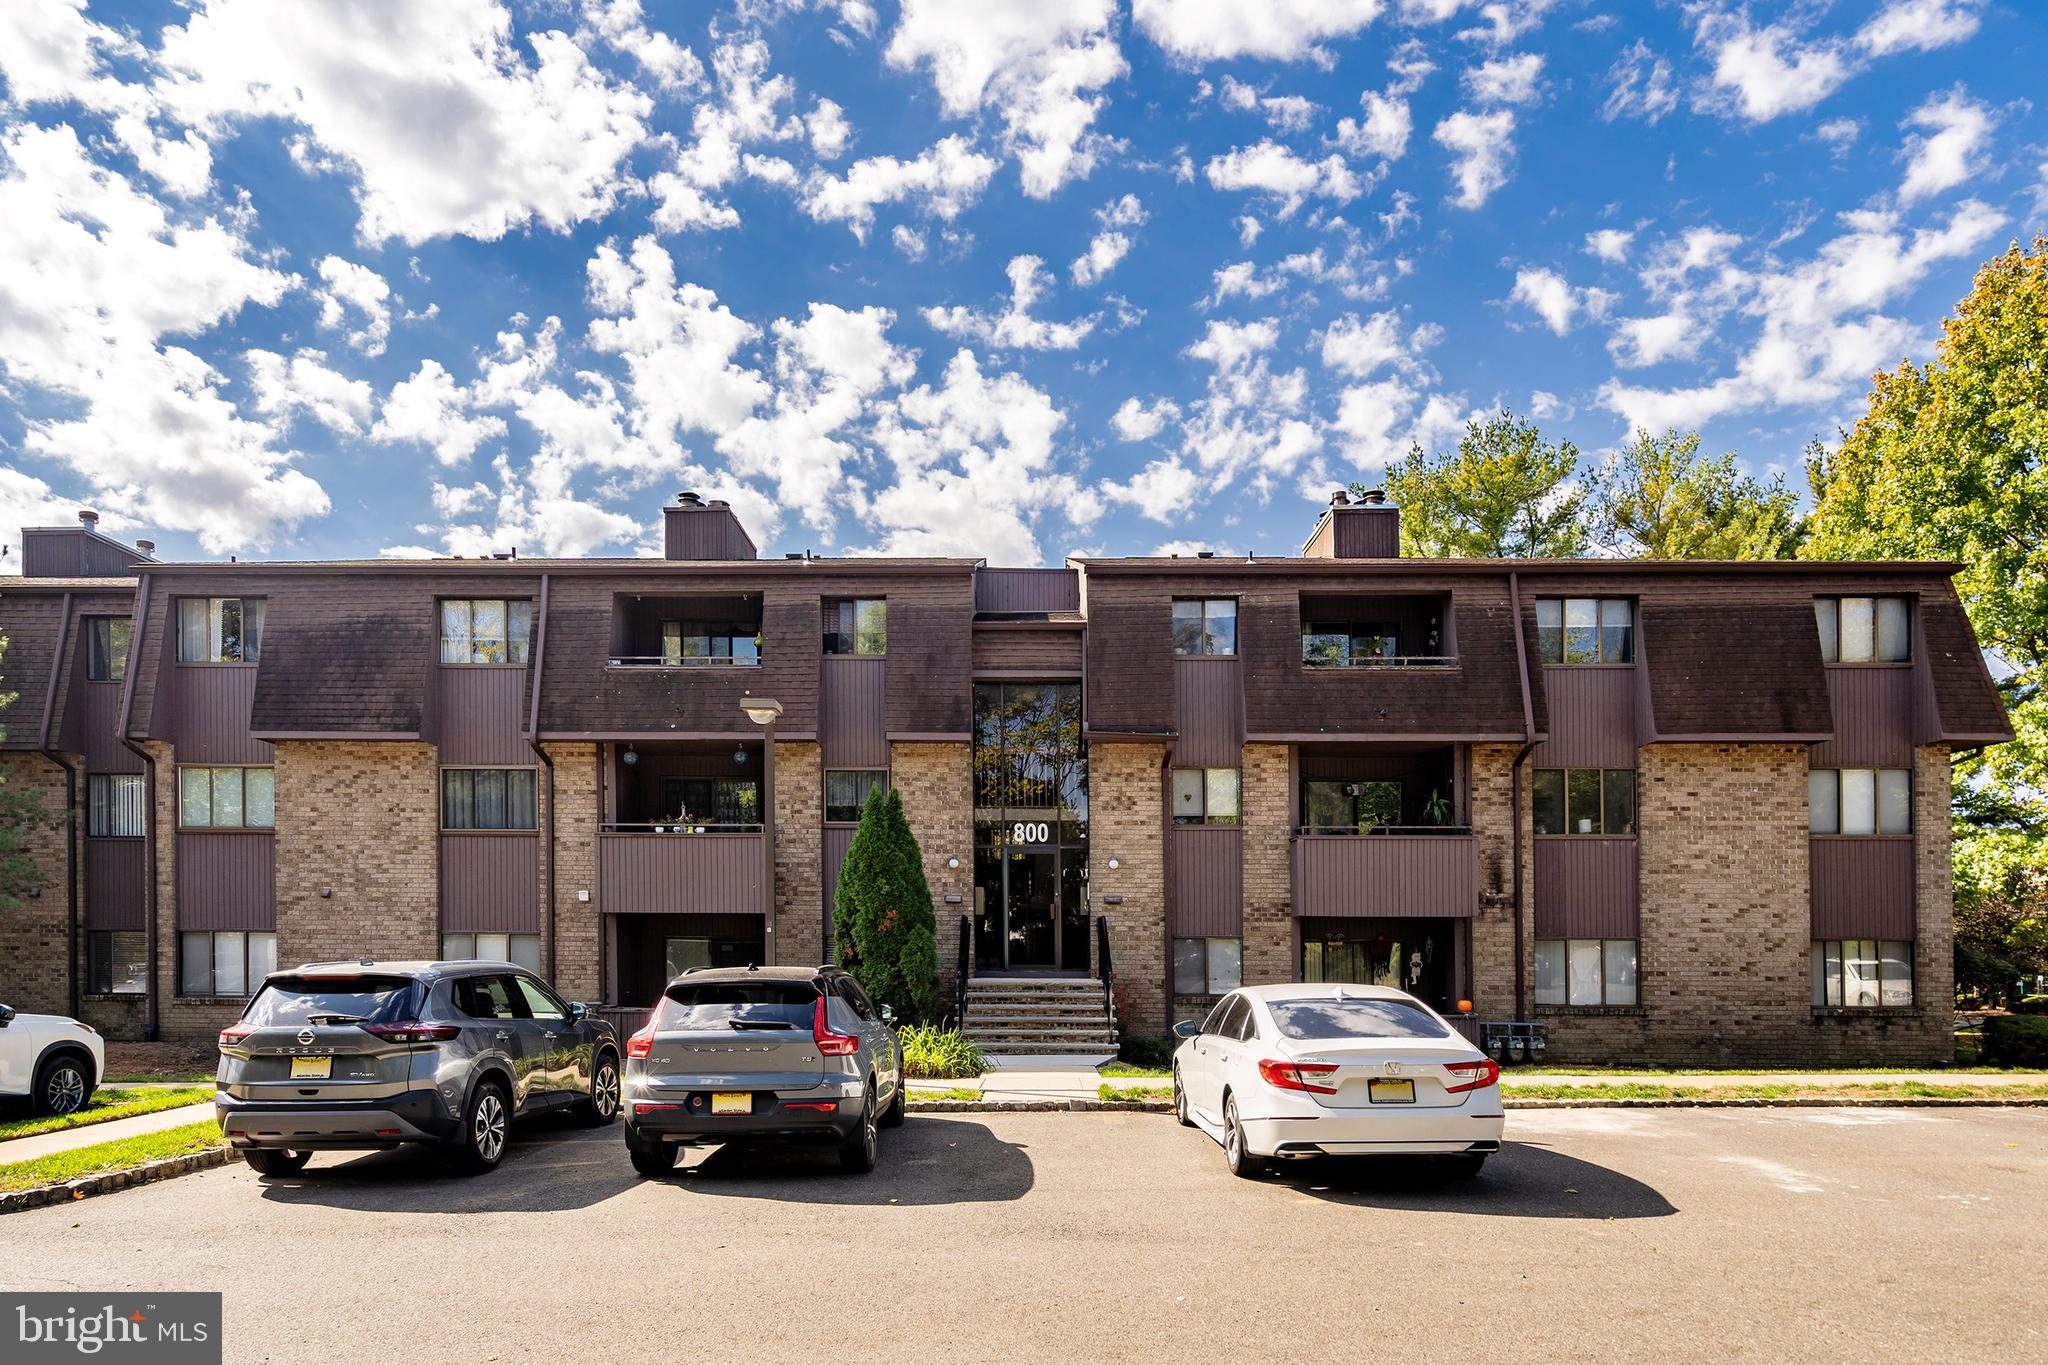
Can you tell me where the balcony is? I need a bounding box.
[598,828,765,916]
[607,593,762,669]
[1300,592,1455,669]
[1291,829,1478,919]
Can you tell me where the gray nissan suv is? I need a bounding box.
[622,965,904,1177]
[216,960,621,1176]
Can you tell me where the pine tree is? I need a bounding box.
[831,784,938,1021]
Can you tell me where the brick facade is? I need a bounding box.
[1090,742,1167,1036]
[771,739,823,968]
[544,742,599,999]
[1467,742,1523,1023]
[1239,743,1292,987]
[0,753,72,1016]
[890,741,972,1013]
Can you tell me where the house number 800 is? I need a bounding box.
[1011,822,1050,845]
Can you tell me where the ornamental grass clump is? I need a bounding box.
[897,1024,986,1079]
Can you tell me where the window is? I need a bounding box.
[659,620,759,666]
[1268,997,1452,1041]
[657,776,760,829]
[1302,621,1398,666]
[439,599,533,665]
[1171,598,1237,656]
[88,931,147,995]
[177,597,264,662]
[86,774,145,837]
[441,769,539,830]
[179,767,275,829]
[1808,768,1910,835]
[824,598,886,655]
[86,618,130,682]
[179,930,276,998]
[1813,939,1913,1008]
[513,975,569,1021]
[1535,939,1638,1006]
[1303,779,1403,832]
[1816,597,1909,663]
[1170,768,1240,825]
[1535,598,1632,664]
[441,933,542,973]
[1173,938,1244,995]
[825,770,885,823]
[1533,768,1636,835]
[455,973,523,1019]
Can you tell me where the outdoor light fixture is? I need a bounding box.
[945,855,961,870]
[740,698,784,726]
[1106,855,1121,871]
[733,746,749,765]
[741,698,785,963]
[621,746,639,766]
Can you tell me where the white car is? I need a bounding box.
[0,1002,104,1115]
[1171,983,1504,1179]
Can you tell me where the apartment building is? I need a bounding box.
[0,492,2011,1064]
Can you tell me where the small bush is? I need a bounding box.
[1982,1015,2048,1066]
[898,1024,986,1079]
[2016,996,2048,1016]
[1117,1035,1177,1069]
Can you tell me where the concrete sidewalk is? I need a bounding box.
[0,1102,216,1165]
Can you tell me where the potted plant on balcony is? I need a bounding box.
[1422,788,1453,828]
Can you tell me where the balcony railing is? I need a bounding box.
[598,828,765,916]
[1291,830,1478,919]
[1301,654,1458,668]
[606,655,761,668]
[1296,823,1473,836]
[601,821,763,835]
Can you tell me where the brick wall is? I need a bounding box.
[772,739,823,968]
[544,742,599,998]
[1240,743,1292,987]
[0,752,72,1016]
[1468,742,1523,1022]
[891,741,972,1017]
[1091,742,1167,1036]
[147,741,242,1045]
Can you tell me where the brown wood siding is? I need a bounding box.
[1169,825,1242,936]
[883,578,973,736]
[20,528,146,578]
[161,665,273,764]
[1810,838,1916,939]
[1330,508,1401,558]
[1811,665,1913,769]
[79,683,141,772]
[1532,667,1639,769]
[1291,834,1478,918]
[439,833,540,932]
[971,626,1083,676]
[1083,586,1172,734]
[662,504,757,560]
[820,657,888,767]
[429,667,534,766]
[1533,838,1640,938]
[974,568,1079,614]
[84,839,146,930]
[598,832,765,914]
[175,832,276,931]
[1174,657,1244,766]
[823,825,857,922]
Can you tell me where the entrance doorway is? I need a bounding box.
[973,843,1088,972]
[971,681,1088,973]
[609,914,765,1008]
[1299,918,1462,1012]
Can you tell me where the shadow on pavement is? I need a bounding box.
[657,1116,1034,1206]
[1275,1141,1677,1219]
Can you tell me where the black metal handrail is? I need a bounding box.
[1294,824,1474,837]
[1301,653,1457,667]
[606,655,761,667]
[600,821,764,834]
[1095,915,1114,1027]
[955,913,972,1028]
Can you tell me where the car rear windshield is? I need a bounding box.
[1267,997,1452,1041]
[655,981,819,1031]
[242,975,418,1027]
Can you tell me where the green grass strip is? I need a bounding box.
[1503,1080,2048,1102]
[1097,1084,1173,1103]
[0,1087,214,1143]
[100,1073,217,1087]
[0,1119,225,1194]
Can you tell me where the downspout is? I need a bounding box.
[115,574,158,1041]
[525,575,555,983]
[1507,571,1538,1021]
[39,593,79,1018]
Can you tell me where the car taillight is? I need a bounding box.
[360,1022,461,1045]
[813,997,859,1057]
[218,1024,254,1048]
[1257,1058,1339,1094]
[1444,1058,1501,1093]
[626,1023,655,1059]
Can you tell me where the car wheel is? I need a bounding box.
[241,1149,311,1176]
[838,1087,878,1174]
[578,1052,621,1127]
[1440,1153,1488,1179]
[1223,1094,1264,1180]
[880,1073,906,1129]
[32,1055,90,1116]
[1172,1068,1193,1128]
[452,1079,511,1174]
[628,1139,677,1178]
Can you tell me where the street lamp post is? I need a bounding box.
[740,698,783,965]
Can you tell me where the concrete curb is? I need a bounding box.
[0,1145,231,1215]
[908,1096,2048,1115]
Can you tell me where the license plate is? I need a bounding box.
[1367,1078,1415,1104]
[290,1056,332,1080]
[710,1091,752,1115]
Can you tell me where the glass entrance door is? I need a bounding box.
[972,682,1088,972]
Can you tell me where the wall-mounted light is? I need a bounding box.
[945,855,961,870]
[621,746,639,766]
[733,746,749,766]
[319,887,333,899]
[1106,855,1121,871]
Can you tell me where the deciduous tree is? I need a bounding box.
[1366,410,1592,558]
[1595,428,1802,559]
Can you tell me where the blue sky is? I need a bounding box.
[0,1,2041,569]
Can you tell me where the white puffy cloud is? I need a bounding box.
[1101,456,1199,521]
[1433,109,1515,208]
[0,467,99,573]
[884,0,1125,198]
[1333,90,1413,160]
[1509,268,1615,335]
[371,359,509,465]
[245,348,373,433]
[578,0,703,92]
[1205,141,1360,216]
[156,0,651,245]
[1463,52,1543,106]
[925,254,1097,350]
[1217,77,1320,133]
[1110,396,1180,442]
[1601,39,1676,123]
[1856,0,1983,57]
[807,98,851,159]
[1134,0,1387,63]
[1815,117,1861,153]
[1071,193,1145,286]
[648,36,808,234]
[1692,11,1851,122]
[1205,248,1393,308]
[1585,228,1633,262]
[800,134,999,238]
[586,235,771,442]
[311,256,392,356]
[1898,88,1992,204]
[891,224,927,260]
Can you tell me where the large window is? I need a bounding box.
[1301,620,1397,667]
[1812,939,1913,1008]
[652,776,760,829]
[1535,939,1638,1006]
[1533,768,1636,836]
[660,620,759,666]
[824,599,886,655]
[440,932,542,973]
[177,597,264,663]
[86,774,145,837]
[1302,779,1402,833]
[86,617,130,682]
[973,682,1088,972]
[88,931,146,995]
[1170,768,1240,825]
[1173,937,1243,996]
[1535,598,1632,664]
[179,767,275,829]
[439,599,533,665]
[1808,768,1910,835]
[825,770,885,824]
[1816,597,1909,664]
[179,930,276,999]
[1172,598,1237,656]
[441,769,539,830]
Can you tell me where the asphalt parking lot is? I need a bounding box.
[5,1107,2043,1363]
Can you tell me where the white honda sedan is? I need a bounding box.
[1171,983,1504,1179]
[0,1001,104,1115]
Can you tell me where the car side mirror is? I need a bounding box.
[879,1004,896,1026]
[1172,1019,1200,1040]
[569,1001,588,1022]
[0,1005,14,1027]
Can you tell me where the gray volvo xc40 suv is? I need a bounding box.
[216,960,622,1175]
[623,965,904,1176]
